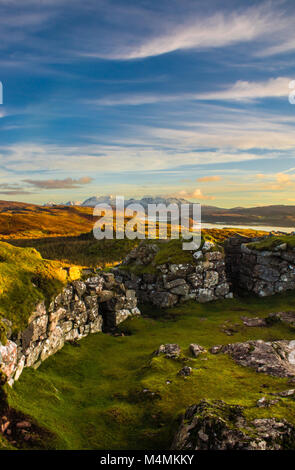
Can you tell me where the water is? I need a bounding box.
[199,223,295,233]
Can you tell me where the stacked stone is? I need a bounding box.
[0,273,140,385]
[226,236,295,297]
[119,241,233,307]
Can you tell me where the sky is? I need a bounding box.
[0,0,295,207]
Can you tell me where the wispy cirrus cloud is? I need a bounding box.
[195,77,291,101]
[92,77,291,106]
[23,176,93,189]
[82,4,292,60]
[197,176,221,183]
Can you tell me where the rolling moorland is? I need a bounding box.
[1,200,295,449]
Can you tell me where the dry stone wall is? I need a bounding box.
[225,236,295,297]
[119,241,233,307]
[0,273,140,386]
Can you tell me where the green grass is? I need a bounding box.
[0,241,75,333]
[6,291,295,450]
[248,235,295,251]
[9,235,139,268]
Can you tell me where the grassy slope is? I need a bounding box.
[9,235,139,269]
[0,241,79,333]
[0,204,95,239]
[6,291,295,450]
[249,234,295,251]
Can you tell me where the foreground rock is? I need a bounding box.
[210,339,295,378]
[0,273,140,385]
[154,344,181,359]
[189,344,206,357]
[172,400,295,450]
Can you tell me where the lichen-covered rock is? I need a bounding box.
[211,339,295,377]
[196,288,215,303]
[241,316,267,327]
[178,366,192,376]
[152,292,178,308]
[190,344,206,357]
[0,272,140,384]
[154,344,181,358]
[0,340,17,379]
[171,400,295,450]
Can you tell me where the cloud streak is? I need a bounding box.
[83,4,291,60]
[23,176,93,189]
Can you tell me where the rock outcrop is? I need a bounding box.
[0,273,140,386]
[172,400,295,450]
[210,339,295,378]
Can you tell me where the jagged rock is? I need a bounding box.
[40,327,64,362]
[196,288,215,303]
[205,252,223,261]
[204,271,219,288]
[0,340,17,379]
[215,283,230,297]
[256,397,279,408]
[170,283,190,296]
[211,339,295,377]
[202,241,215,252]
[89,317,103,333]
[154,344,181,359]
[267,311,295,326]
[97,290,114,303]
[171,400,295,450]
[165,278,186,290]
[276,389,295,397]
[104,309,132,328]
[178,366,192,376]
[21,315,48,350]
[193,251,203,261]
[152,292,178,308]
[48,308,67,332]
[14,355,25,381]
[241,316,267,327]
[190,344,206,357]
[72,280,86,297]
[187,273,203,287]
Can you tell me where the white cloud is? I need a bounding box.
[195,77,291,101]
[91,77,291,106]
[83,5,291,60]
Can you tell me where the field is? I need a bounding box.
[0,200,289,450]
[5,292,295,450]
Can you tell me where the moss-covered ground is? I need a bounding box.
[0,241,79,333]
[5,291,295,450]
[248,234,295,251]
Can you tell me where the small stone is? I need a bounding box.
[16,421,31,429]
[202,241,215,252]
[190,344,206,357]
[178,366,192,376]
[154,344,181,358]
[193,251,203,261]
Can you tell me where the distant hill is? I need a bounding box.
[201,204,295,228]
[0,199,294,240]
[0,201,95,239]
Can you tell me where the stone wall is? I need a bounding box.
[0,273,140,386]
[118,241,233,308]
[225,236,295,297]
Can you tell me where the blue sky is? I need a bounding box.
[0,0,295,207]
